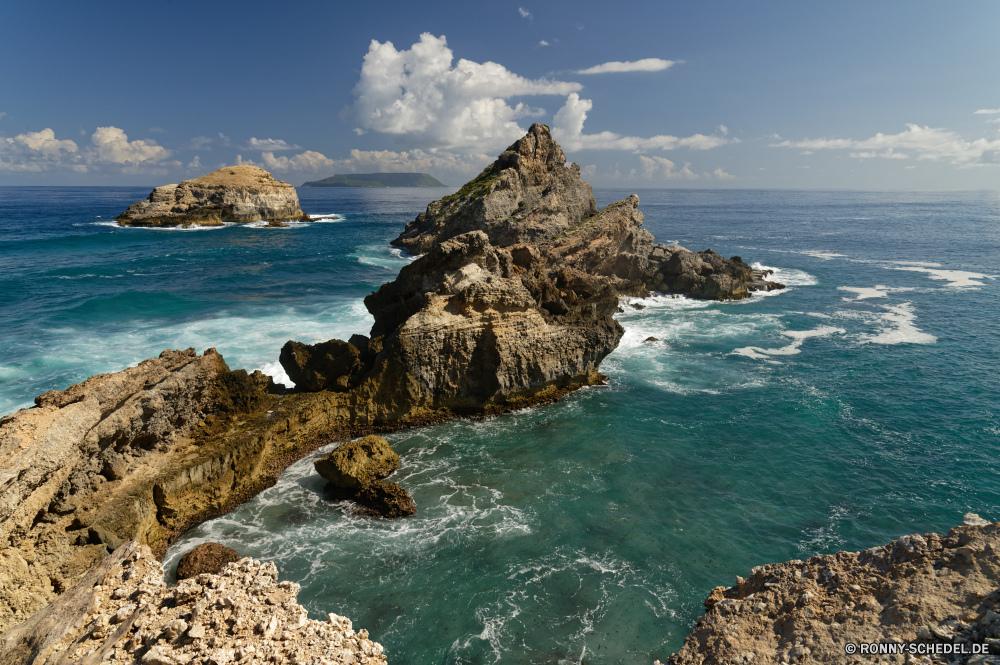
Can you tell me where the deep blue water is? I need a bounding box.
[2,186,999,663]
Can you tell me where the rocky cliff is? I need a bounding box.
[115,165,309,227]
[0,541,386,665]
[665,514,1000,665]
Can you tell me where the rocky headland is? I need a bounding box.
[664,514,1000,665]
[2,124,783,650]
[115,165,309,228]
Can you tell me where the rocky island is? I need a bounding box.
[1,125,784,656]
[115,165,309,228]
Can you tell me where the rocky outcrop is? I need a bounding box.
[0,541,387,665]
[665,514,1000,665]
[175,543,239,580]
[315,436,414,519]
[115,165,309,227]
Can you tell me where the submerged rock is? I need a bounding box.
[314,435,399,489]
[115,165,309,227]
[176,542,239,580]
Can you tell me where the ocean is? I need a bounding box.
[1,186,998,663]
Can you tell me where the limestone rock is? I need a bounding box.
[279,339,363,392]
[0,542,387,665]
[355,481,417,519]
[115,165,309,228]
[175,543,239,580]
[314,436,399,490]
[666,517,1000,665]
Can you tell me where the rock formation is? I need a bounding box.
[314,436,415,519]
[665,514,1000,665]
[175,543,239,580]
[115,165,309,227]
[0,541,386,665]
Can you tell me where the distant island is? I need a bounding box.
[301,173,447,188]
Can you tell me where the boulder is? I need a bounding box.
[279,339,363,392]
[314,436,399,490]
[354,481,417,519]
[176,542,239,580]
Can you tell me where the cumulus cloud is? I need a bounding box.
[518,7,532,19]
[577,58,679,75]
[245,137,301,151]
[11,128,79,156]
[539,40,550,47]
[713,167,736,180]
[89,126,170,164]
[346,33,581,151]
[974,108,1000,114]
[187,156,202,170]
[638,155,699,180]
[770,124,1000,165]
[552,93,732,153]
[0,128,81,172]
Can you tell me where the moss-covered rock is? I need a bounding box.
[313,435,399,490]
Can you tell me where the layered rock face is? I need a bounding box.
[115,165,309,227]
[0,542,386,665]
[666,514,1000,665]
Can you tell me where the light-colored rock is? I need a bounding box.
[0,543,387,665]
[115,165,309,227]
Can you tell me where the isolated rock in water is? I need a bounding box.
[115,165,310,227]
[314,435,399,489]
[176,542,239,580]
[0,542,386,665]
[665,516,1000,665]
[355,480,417,518]
[279,339,364,392]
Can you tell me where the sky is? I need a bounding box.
[1,0,998,189]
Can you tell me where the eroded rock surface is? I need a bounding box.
[115,165,309,227]
[314,436,399,490]
[0,542,387,665]
[175,543,239,581]
[665,514,1000,665]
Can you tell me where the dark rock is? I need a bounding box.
[631,303,646,310]
[314,435,399,490]
[354,481,416,519]
[176,542,239,580]
[644,337,659,343]
[279,339,363,392]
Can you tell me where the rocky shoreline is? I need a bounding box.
[664,514,1000,665]
[2,125,785,655]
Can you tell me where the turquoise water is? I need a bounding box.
[2,187,999,663]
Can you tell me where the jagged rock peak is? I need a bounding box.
[391,123,598,253]
[115,165,310,228]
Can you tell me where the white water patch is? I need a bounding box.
[306,214,344,222]
[838,285,916,301]
[889,265,993,288]
[388,247,420,262]
[798,250,847,261]
[351,243,418,269]
[93,221,237,231]
[732,325,845,360]
[858,302,937,345]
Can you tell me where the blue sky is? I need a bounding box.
[1,0,998,189]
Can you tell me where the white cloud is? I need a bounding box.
[187,156,202,170]
[639,155,699,180]
[346,33,581,151]
[539,40,550,47]
[10,128,79,156]
[713,167,736,180]
[718,124,728,135]
[0,112,6,121]
[974,108,1000,114]
[254,147,491,182]
[246,137,301,151]
[186,136,217,150]
[552,93,732,153]
[800,150,813,155]
[771,124,1000,165]
[0,128,81,172]
[518,7,532,19]
[849,148,909,159]
[577,58,678,75]
[581,164,596,177]
[89,126,170,164]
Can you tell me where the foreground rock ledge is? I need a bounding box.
[115,165,309,228]
[665,514,1000,665]
[0,541,386,665]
